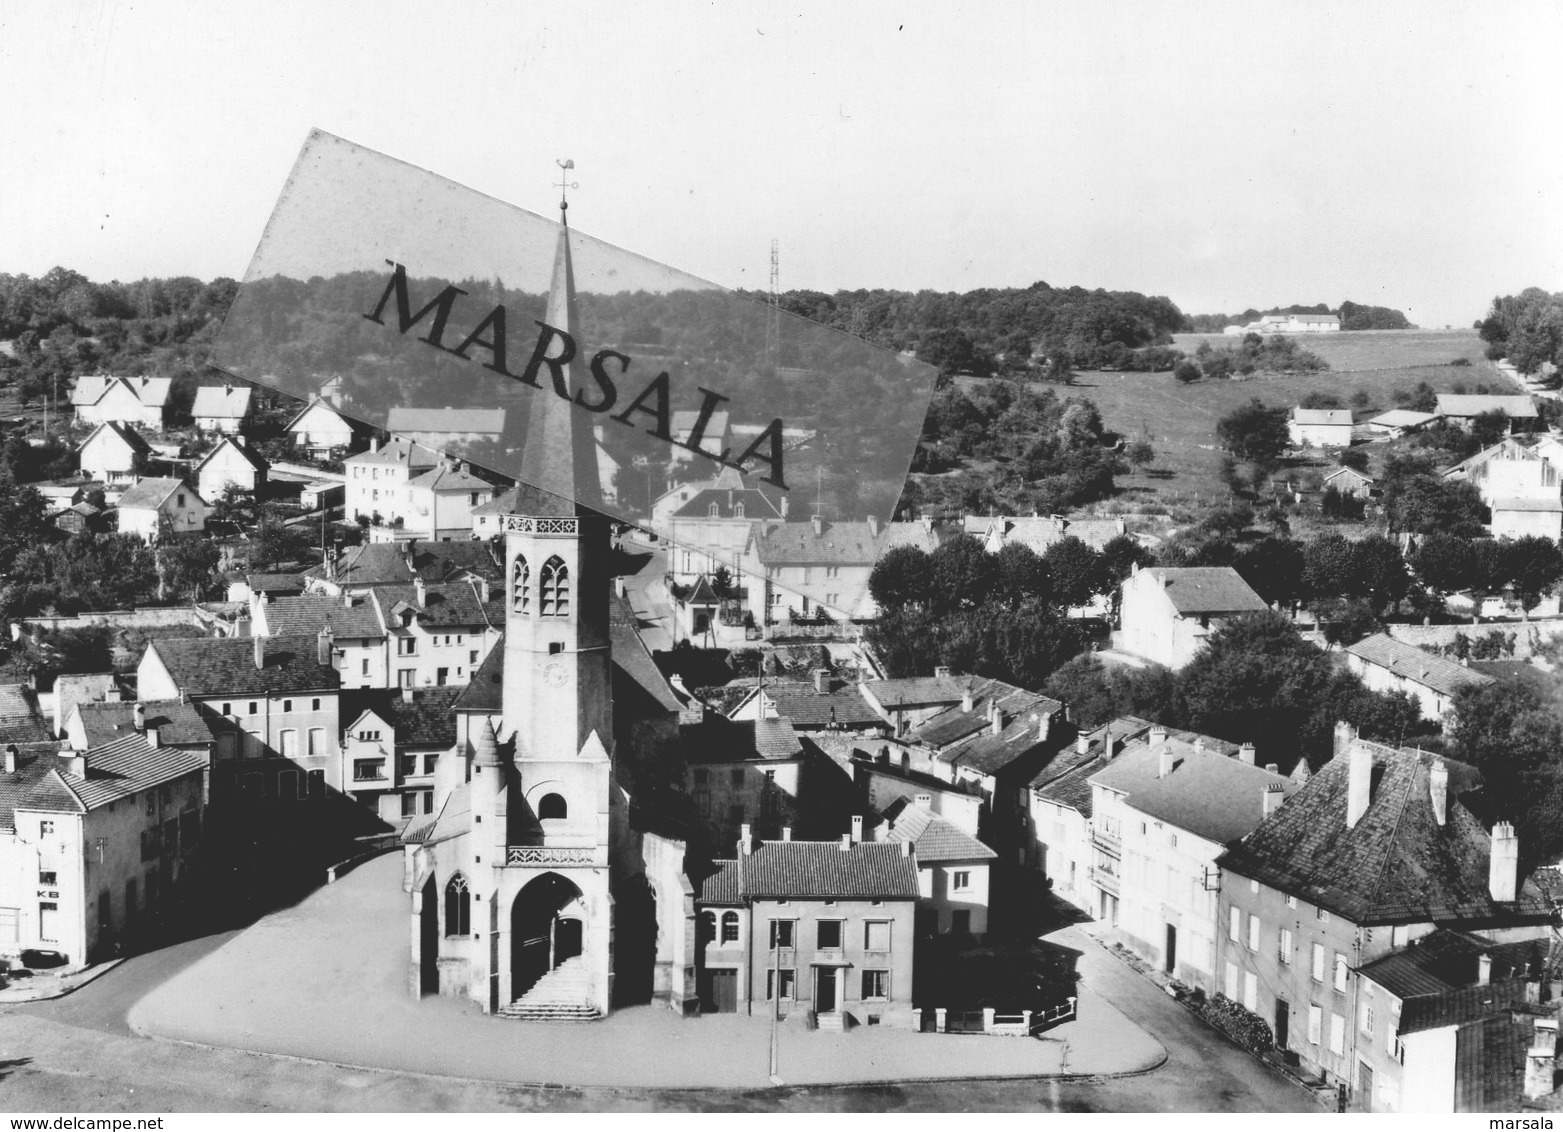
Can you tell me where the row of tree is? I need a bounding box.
[1477,288,1563,376]
[1182,301,1412,334]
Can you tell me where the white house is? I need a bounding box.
[1118,565,1269,670]
[1231,313,1341,334]
[115,477,207,541]
[376,460,493,543]
[344,437,440,528]
[191,384,254,434]
[876,799,996,938]
[70,376,171,430]
[1442,438,1562,541]
[661,468,784,585]
[383,407,504,454]
[194,436,268,502]
[285,399,358,457]
[77,421,150,486]
[1343,634,1495,725]
[1288,408,1354,448]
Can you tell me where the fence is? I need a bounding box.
[912,998,1077,1036]
[12,606,201,640]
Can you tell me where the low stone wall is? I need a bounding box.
[11,606,200,641]
[1382,620,1563,659]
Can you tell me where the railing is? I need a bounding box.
[1089,826,1121,852]
[1088,864,1120,895]
[913,1000,1077,1037]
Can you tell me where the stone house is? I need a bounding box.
[1288,408,1355,448]
[1342,634,1494,725]
[876,799,995,938]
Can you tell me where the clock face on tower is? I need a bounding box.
[543,662,568,688]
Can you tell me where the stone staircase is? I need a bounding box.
[497,957,600,1021]
[816,1010,846,1032]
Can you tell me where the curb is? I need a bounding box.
[0,956,127,1004]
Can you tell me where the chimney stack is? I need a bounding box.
[146,726,160,749]
[414,575,427,608]
[1491,821,1520,903]
[1077,732,1091,755]
[1159,746,1178,778]
[1333,720,1356,760]
[961,686,975,714]
[1478,952,1493,986]
[1525,1018,1561,1101]
[851,815,863,843]
[317,626,333,666]
[63,752,87,780]
[401,686,414,704]
[253,635,265,670]
[914,792,932,808]
[813,668,829,694]
[4,744,15,774]
[1429,759,1449,826]
[934,665,952,679]
[1038,711,1051,742]
[1346,741,1372,829]
[900,839,911,857]
[866,514,880,538]
[839,833,852,851]
[1262,783,1285,817]
[133,701,147,731]
[1238,743,1256,765]
[811,515,823,537]
[781,826,791,841]
[1149,726,1167,747]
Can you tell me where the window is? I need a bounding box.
[39,819,55,836]
[1307,1004,1323,1045]
[693,768,709,785]
[539,556,569,616]
[422,791,433,814]
[1362,1003,1375,1038]
[279,729,298,758]
[308,728,325,756]
[1228,905,1241,942]
[766,968,796,1001]
[402,792,418,818]
[38,901,58,942]
[538,793,567,821]
[354,759,386,782]
[248,702,258,715]
[398,637,417,656]
[817,920,842,949]
[1286,894,1297,910]
[861,969,889,1000]
[733,503,745,519]
[1243,971,1258,1012]
[360,729,381,742]
[1247,914,1260,952]
[398,669,415,688]
[223,702,232,715]
[470,650,479,664]
[282,699,293,713]
[400,755,416,778]
[38,870,57,887]
[278,770,299,801]
[424,754,438,775]
[698,911,716,945]
[695,790,711,816]
[708,503,719,518]
[1333,954,1349,993]
[864,921,891,951]
[952,870,971,893]
[146,791,156,815]
[721,911,740,944]
[445,875,470,937]
[1316,907,1330,924]
[769,919,795,949]
[361,659,370,676]
[1224,961,1238,1000]
[1279,927,1293,964]
[730,769,744,786]
[308,769,324,798]
[1311,943,1325,983]
[1329,1012,1345,1056]
[759,790,780,818]
[312,698,321,711]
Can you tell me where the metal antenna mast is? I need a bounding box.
[766,238,780,374]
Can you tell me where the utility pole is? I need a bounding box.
[766,238,780,376]
[768,925,783,1085]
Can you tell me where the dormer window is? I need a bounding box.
[709,503,720,518]
[400,610,414,629]
[733,503,745,519]
[540,556,569,617]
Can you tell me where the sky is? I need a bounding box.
[2,0,1561,328]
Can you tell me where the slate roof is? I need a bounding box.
[147,635,340,697]
[307,540,503,588]
[1140,567,1269,615]
[1089,739,1298,845]
[1369,410,1439,430]
[1357,929,1547,1006]
[1437,394,1539,419]
[71,375,172,408]
[246,573,306,598]
[386,407,505,436]
[73,699,224,748]
[1217,739,1556,925]
[862,674,970,709]
[351,687,463,750]
[962,514,1132,554]
[1292,408,1354,426]
[1030,717,1163,814]
[1323,466,1374,485]
[79,420,153,458]
[609,595,685,715]
[682,717,807,765]
[1345,634,1496,697]
[345,437,442,469]
[407,463,493,493]
[372,582,495,629]
[260,593,386,639]
[753,716,804,759]
[755,520,882,566]
[880,801,996,863]
[195,437,267,474]
[0,685,52,745]
[757,682,883,729]
[671,486,782,521]
[912,679,1060,751]
[192,385,252,420]
[738,840,920,901]
[117,477,198,511]
[0,736,204,831]
[450,639,505,714]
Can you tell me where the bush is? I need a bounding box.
[1193,993,1274,1054]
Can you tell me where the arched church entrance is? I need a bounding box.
[418,877,439,995]
[511,872,586,1000]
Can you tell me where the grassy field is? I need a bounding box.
[1170,328,1489,371]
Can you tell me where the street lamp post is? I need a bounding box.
[769,925,783,1085]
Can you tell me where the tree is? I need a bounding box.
[1469,539,1514,621]
[1042,536,1105,609]
[1471,409,1510,450]
[1302,534,1356,606]
[1350,535,1410,613]
[1042,653,1177,730]
[1503,536,1563,617]
[1408,533,1477,598]
[157,538,221,602]
[1125,438,1155,472]
[926,536,995,615]
[1215,400,1290,470]
[1383,471,1488,538]
[1338,447,1370,473]
[0,465,52,574]
[250,512,311,571]
[1448,678,1563,841]
[993,541,1049,608]
[1173,359,1201,384]
[1234,536,1305,609]
[711,565,735,600]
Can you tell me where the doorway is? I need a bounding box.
[815,967,838,1013]
[418,878,439,994]
[700,967,738,1013]
[1274,999,1290,1051]
[510,872,586,1001]
[1164,923,1177,973]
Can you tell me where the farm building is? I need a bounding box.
[1287,408,1354,448]
[1366,409,1438,438]
[1342,634,1494,725]
[1227,313,1341,334]
[1322,466,1375,499]
[1434,394,1538,429]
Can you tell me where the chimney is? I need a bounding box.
[1525,1023,1560,1101]
[781,826,792,842]
[1333,719,1356,760]
[1149,726,1167,747]
[867,514,880,538]
[934,665,952,679]
[1238,743,1256,765]
[133,701,147,731]
[851,815,863,843]
[401,686,414,704]
[921,515,933,534]
[478,577,490,603]
[961,686,974,713]
[1159,747,1178,778]
[414,575,427,608]
[740,822,752,856]
[145,726,160,749]
[1116,518,1126,535]
[914,792,932,807]
[900,839,911,857]
[810,514,824,537]
[780,495,788,518]
[839,833,852,851]
[1346,741,1372,829]
[4,745,15,774]
[1262,784,1285,817]
[1478,952,1493,986]
[1077,732,1091,755]
[252,635,265,670]
[813,668,829,694]
[317,626,333,667]
[63,752,87,780]
[1193,738,1206,757]
[1265,763,1278,773]
[1491,821,1520,903]
[370,437,379,453]
[1429,759,1449,826]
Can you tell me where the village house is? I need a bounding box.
[744,516,940,626]
[1118,565,1269,670]
[725,670,886,736]
[194,436,268,503]
[304,539,502,598]
[0,733,205,966]
[191,384,254,434]
[875,798,996,938]
[62,698,223,766]
[71,375,172,430]
[368,578,502,690]
[1288,408,1355,448]
[284,399,359,458]
[1342,634,1495,725]
[344,437,441,529]
[1087,731,1296,995]
[961,513,1134,556]
[0,685,53,750]
[115,477,208,541]
[659,467,784,586]
[372,460,494,543]
[251,591,389,690]
[1322,466,1375,499]
[852,751,984,838]
[341,686,462,826]
[1366,409,1439,439]
[136,633,343,802]
[77,421,151,486]
[859,668,971,737]
[1435,394,1540,430]
[1215,728,1555,1103]
[668,409,731,469]
[383,407,505,454]
[51,674,120,740]
[692,834,919,1028]
[682,716,813,849]
[1442,438,1562,540]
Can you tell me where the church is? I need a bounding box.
[399,205,699,1020]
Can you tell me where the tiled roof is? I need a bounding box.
[761,682,883,729]
[147,635,340,698]
[260,593,385,638]
[881,802,996,863]
[1437,394,1538,418]
[372,582,494,629]
[1357,929,1547,1007]
[609,597,684,715]
[450,640,504,713]
[74,699,223,748]
[754,716,804,759]
[308,540,502,588]
[1323,466,1374,484]
[1217,740,1556,925]
[195,437,267,474]
[879,520,944,553]
[911,679,1061,756]
[1292,408,1353,426]
[246,573,306,597]
[386,407,505,436]
[1345,634,1495,697]
[1141,567,1269,615]
[407,463,493,492]
[0,685,52,745]
[683,717,806,765]
[79,421,153,457]
[345,437,442,469]
[862,674,969,709]
[672,486,782,520]
[117,477,196,511]
[755,520,881,566]
[1089,739,1298,845]
[937,704,1067,778]
[693,858,744,905]
[739,840,920,900]
[363,686,465,748]
[191,385,252,419]
[0,737,204,831]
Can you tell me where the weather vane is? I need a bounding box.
[556,159,577,218]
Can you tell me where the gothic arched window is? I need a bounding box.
[540,556,569,617]
[444,873,470,937]
[512,554,531,615]
[539,792,568,821]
